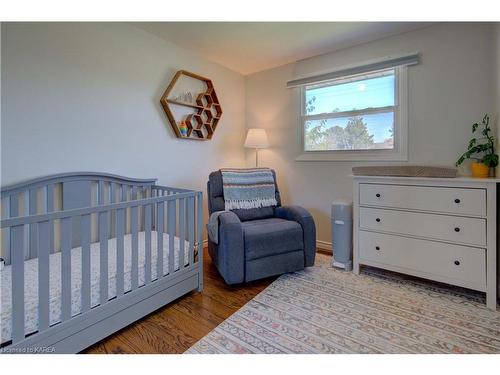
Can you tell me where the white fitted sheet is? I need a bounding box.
[0,231,191,344]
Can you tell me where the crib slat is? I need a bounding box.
[23,191,29,260]
[38,220,50,331]
[178,198,185,271]
[1,197,11,265]
[121,184,128,202]
[156,202,164,278]
[81,214,91,312]
[138,187,144,231]
[29,189,38,259]
[61,217,72,321]
[9,194,19,264]
[28,189,36,211]
[98,180,104,205]
[109,182,116,238]
[11,224,25,343]
[29,189,37,215]
[116,208,125,296]
[121,185,128,235]
[9,193,19,217]
[1,196,9,220]
[41,187,47,213]
[47,184,55,254]
[99,211,109,304]
[132,184,141,232]
[152,188,157,231]
[131,204,139,290]
[197,192,203,286]
[144,204,152,284]
[167,200,176,274]
[188,196,195,266]
[110,182,116,202]
[46,184,54,212]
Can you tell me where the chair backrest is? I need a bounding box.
[207,169,281,221]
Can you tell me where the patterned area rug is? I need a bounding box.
[187,255,500,354]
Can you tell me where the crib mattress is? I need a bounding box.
[0,231,191,344]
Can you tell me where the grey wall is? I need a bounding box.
[245,23,498,246]
[1,23,247,231]
[496,23,500,177]
[497,23,500,111]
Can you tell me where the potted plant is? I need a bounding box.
[456,114,498,178]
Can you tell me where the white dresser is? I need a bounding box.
[353,175,498,310]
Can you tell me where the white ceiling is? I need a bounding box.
[133,22,433,75]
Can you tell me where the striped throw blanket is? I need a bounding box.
[221,168,277,210]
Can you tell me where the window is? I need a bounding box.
[297,66,408,161]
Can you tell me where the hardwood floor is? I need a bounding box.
[84,248,276,354]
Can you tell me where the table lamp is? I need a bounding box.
[244,128,269,167]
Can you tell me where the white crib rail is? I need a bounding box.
[1,188,202,347]
[1,173,161,263]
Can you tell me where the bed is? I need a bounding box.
[0,172,203,353]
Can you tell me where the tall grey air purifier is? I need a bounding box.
[331,200,353,271]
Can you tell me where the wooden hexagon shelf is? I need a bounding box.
[160,70,223,141]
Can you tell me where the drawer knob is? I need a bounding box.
[454,227,460,232]
[375,246,380,251]
[376,193,381,198]
[454,198,461,204]
[454,260,460,266]
[376,218,381,222]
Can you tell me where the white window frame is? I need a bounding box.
[296,65,408,162]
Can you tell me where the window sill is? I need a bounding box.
[295,150,408,162]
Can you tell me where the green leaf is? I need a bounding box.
[483,154,499,168]
[492,154,499,167]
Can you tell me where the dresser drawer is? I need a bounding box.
[359,231,486,289]
[359,183,486,216]
[359,207,486,246]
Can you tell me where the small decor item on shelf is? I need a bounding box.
[173,92,193,104]
[456,114,498,178]
[179,120,189,137]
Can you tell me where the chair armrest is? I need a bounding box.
[216,211,245,284]
[275,205,316,267]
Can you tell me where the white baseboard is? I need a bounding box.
[316,240,332,252]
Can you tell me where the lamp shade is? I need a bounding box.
[244,128,269,149]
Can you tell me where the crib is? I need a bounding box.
[0,172,203,353]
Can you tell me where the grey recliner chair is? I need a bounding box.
[207,169,316,284]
